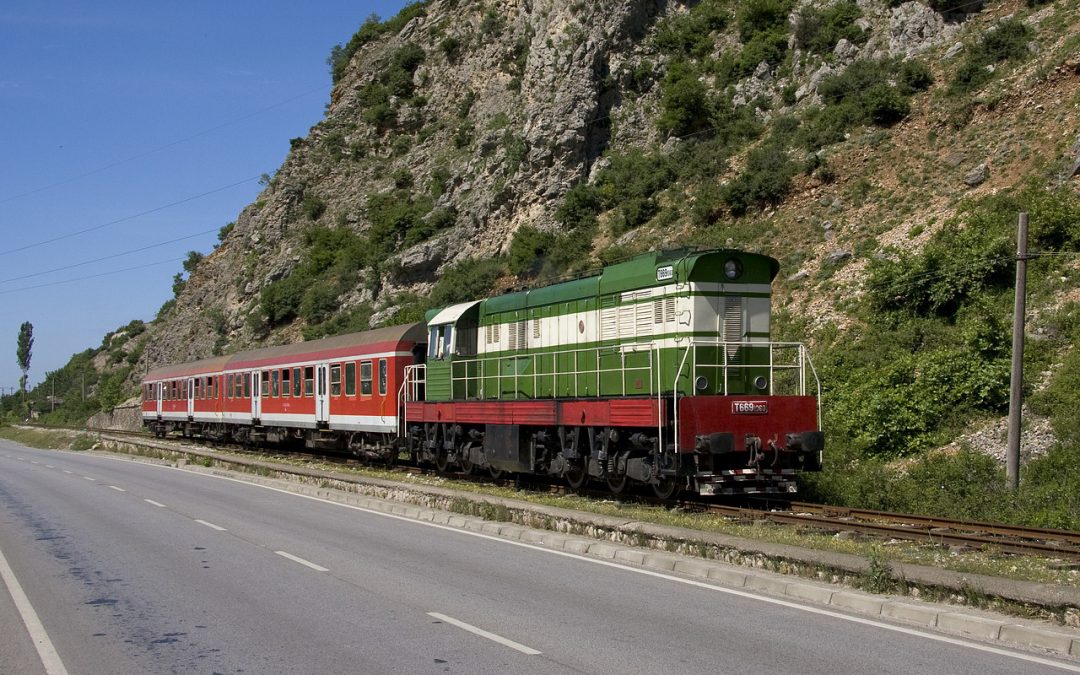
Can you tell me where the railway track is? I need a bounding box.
[30,424,1080,562]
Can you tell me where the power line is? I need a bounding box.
[0,226,220,286]
[0,174,261,258]
[0,258,182,297]
[0,86,323,205]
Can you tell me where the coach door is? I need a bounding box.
[251,372,261,422]
[186,378,195,420]
[315,363,330,425]
[155,382,163,419]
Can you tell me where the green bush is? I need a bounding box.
[721,141,797,214]
[657,61,713,136]
[949,18,1031,93]
[329,3,430,83]
[301,194,326,221]
[897,60,934,95]
[793,0,865,54]
[654,0,729,59]
[430,257,505,307]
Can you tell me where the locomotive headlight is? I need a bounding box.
[695,376,709,391]
[724,258,742,280]
[754,376,768,391]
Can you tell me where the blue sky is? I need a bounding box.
[0,1,409,391]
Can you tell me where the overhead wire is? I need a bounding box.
[0,174,261,258]
[0,258,183,296]
[0,226,220,286]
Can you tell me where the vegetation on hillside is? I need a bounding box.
[19,0,1080,534]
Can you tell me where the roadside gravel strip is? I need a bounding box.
[94,434,1080,661]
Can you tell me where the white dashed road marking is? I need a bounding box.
[195,519,227,531]
[108,486,125,492]
[274,551,328,572]
[144,499,167,508]
[427,612,542,655]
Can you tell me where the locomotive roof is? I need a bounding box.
[427,249,780,322]
[143,322,426,381]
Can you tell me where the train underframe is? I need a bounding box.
[144,415,818,498]
[404,419,818,498]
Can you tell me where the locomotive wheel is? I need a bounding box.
[606,473,630,495]
[489,466,505,480]
[651,477,679,500]
[434,451,451,474]
[565,462,588,491]
[459,448,474,475]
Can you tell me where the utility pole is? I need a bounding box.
[1006,212,1028,491]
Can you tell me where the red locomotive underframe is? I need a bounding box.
[405,394,818,454]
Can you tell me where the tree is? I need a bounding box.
[16,322,33,394]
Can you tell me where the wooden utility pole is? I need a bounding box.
[1006,212,1028,490]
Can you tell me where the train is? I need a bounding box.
[142,248,823,498]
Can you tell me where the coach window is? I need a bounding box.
[225,375,232,399]
[281,369,291,397]
[271,370,280,397]
[243,373,251,398]
[304,366,314,396]
[330,364,342,396]
[213,376,219,399]
[379,359,388,396]
[261,371,270,397]
[292,367,302,397]
[345,362,356,396]
[360,361,373,396]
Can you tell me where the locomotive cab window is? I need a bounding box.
[428,324,453,360]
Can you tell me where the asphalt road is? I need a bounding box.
[0,439,1076,674]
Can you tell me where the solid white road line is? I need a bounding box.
[107,486,125,492]
[0,544,69,675]
[274,551,329,572]
[144,499,167,508]
[427,612,542,655]
[194,519,227,531]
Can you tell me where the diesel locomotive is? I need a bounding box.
[142,248,822,498]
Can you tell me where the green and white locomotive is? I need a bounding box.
[403,248,822,497]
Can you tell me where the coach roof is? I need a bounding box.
[145,354,234,382]
[226,322,427,370]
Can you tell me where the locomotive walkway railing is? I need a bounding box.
[401,340,819,404]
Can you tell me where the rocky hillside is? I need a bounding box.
[139,0,1079,366]
[29,0,1080,514]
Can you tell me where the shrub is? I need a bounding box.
[430,258,504,307]
[329,3,430,83]
[793,0,865,55]
[949,18,1031,93]
[654,0,729,59]
[301,194,326,221]
[898,60,934,94]
[657,61,713,136]
[217,221,235,243]
[721,141,797,214]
